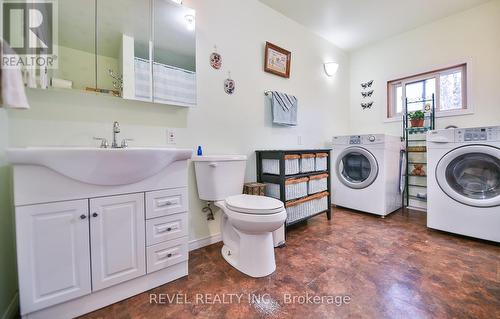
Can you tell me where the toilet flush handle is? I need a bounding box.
[208,162,218,168]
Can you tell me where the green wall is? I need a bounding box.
[0,110,18,319]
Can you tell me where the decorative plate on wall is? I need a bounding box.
[224,72,235,94]
[210,52,222,69]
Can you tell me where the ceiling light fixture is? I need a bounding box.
[324,62,339,76]
[185,14,195,31]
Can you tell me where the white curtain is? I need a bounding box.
[134,57,196,106]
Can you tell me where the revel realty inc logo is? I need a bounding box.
[1,0,58,68]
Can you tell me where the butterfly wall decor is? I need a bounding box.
[361,90,374,98]
[361,102,373,109]
[360,80,374,110]
[360,80,374,89]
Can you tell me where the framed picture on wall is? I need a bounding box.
[264,42,291,78]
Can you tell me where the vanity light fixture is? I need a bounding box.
[185,14,195,31]
[324,62,339,76]
[170,0,183,4]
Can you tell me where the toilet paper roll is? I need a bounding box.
[51,77,73,89]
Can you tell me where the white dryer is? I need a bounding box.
[427,126,500,242]
[332,134,403,216]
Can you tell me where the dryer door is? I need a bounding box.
[436,145,500,207]
[336,147,378,189]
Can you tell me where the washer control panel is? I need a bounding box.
[456,126,499,142]
[349,136,362,145]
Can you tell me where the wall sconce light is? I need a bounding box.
[185,14,195,31]
[324,62,339,76]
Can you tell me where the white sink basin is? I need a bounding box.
[6,147,193,186]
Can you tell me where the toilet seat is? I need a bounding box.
[225,194,284,215]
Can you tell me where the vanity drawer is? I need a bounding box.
[146,213,188,246]
[146,188,188,219]
[146,237,188,273]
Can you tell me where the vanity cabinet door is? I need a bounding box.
[16,200,91,314]
[89,193,146,291]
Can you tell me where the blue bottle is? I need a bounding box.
[197,146,203,156]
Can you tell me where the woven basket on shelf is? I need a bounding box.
[300,153,316,173]
[315,153,328,171]
[308,173,328,194]
[285,191,329,224]
[265,177,308,200]
[262,154,300,175]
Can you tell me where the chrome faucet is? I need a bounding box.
[93,121,133,148]
[112,121,121,148]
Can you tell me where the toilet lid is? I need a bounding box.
[225,194,284,215]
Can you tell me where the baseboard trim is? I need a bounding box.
[2,292,19,319]
[189,233,221,251]
[407,205,427,212]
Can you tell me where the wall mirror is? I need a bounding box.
[44,0,196,107]
[152,0,196,106]
[53,0,95,92]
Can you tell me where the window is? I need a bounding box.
[387,64,467,119]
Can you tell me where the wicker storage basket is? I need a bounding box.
[264,183,280,199]
[285,177,308,200]
[262,154,300,175]
[285,191,329,225]
[300,154,316,173]
[265,177,308,200]
[308,173,328,194]
[243,183,266,196]
[315,152,328,171]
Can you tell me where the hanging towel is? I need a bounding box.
[0,41,30,109]
[271,91,298,126]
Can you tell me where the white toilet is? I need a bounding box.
[192,155,286,277]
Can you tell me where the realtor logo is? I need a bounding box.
[1,0,58,68]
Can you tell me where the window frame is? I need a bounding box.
[386,63,468,120]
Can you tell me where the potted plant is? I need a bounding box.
[409,110,425,127]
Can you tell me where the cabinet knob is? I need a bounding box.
[167,227,172,231]
[92,212,99,217]
[80,214,87,220]
[167,253,172,258]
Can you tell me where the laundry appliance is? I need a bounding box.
[427,126,500,242]
[332,134,403,216]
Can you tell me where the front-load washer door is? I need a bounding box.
[436,145,500,207]
[336,147,378,189]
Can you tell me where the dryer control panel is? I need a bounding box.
[456,126,499,142]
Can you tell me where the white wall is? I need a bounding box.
[6,0,349,244]
[349,0,500,135]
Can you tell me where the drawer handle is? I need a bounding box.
[209,162,218,168]
[80,214,87,220]
[157,225,175,233]
[157,200,173,207]
[157,251,175,259]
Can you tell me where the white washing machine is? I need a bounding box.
[427,126,500,242]
[332,134,403,216]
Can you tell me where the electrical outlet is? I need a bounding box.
[297,135,302,145]
[167,129,176,144]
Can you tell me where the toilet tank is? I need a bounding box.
[192,155,247,201]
